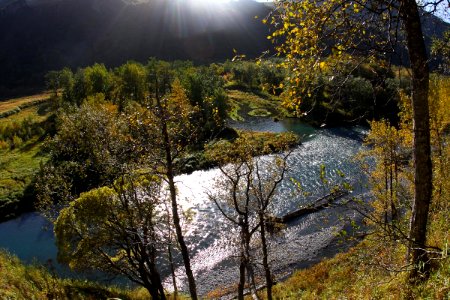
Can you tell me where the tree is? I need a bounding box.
[432,30,450,73]
[36,102,131,215]
[206,135,290,300]
[179,66,228,141]
[45,68,74,101]
[45,71,62,97]
[356,75,450,277]
[361,119,411,234]
[269,0,443,278]
[128,78,199,300]
[84,63,112,97]
[38,83,201,297]
[54,173,168,299]
[115,61,147,106]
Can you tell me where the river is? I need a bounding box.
[0,118,368,295]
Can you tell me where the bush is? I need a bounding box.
[11,135,23,149]
[0,140,8,150]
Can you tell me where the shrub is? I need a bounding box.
[11,135,23,149]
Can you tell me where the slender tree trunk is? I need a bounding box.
[154,80,198,299]
[149,261,166,300]
[168,244,178,299]
[400,0,432,279]
[164,129,198,300]
[244,229,259,300]
[238,254,246,300]
[238,218,247,300]
[157,102,198,299]
[259,213,273,300]
[141,268,161,300]
[138,231,165,300]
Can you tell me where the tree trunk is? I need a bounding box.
[144,283,161,300]
[164,129,198,300]
[154,82,198,299]
[149,261,167,300]
[141,268,162,300]
[238,217,247,300]
[400,0,432,279]
[168,244,178,300]
[259,213,273,300]
[244,230,259,300]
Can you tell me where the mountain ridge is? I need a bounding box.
[0,0,448,92]
[0,0,274,91]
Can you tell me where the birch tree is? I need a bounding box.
[269,0,448,278]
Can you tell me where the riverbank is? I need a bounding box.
[178,129,300,174]
[0,122,368,298]
[0,89,299,222]
[0,96,53,222]
[0,250,150,300]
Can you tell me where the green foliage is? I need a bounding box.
[55,173,168,299]
[278,58,400,125]
[0,141,48,221]
[115,61,147,105]
[226,90,289,122]
[36,102,130,211]
[432,30,450,74]
[67,64,112,106]
[0,250,148,300]
[0,101,53,221]
[46,59,229,135]
[205,130,299,164]
[0,115,48,148]
[248,108,271,117]
[223,59,286,93]
[85,63,112,97]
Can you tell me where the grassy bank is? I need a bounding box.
[178,130,300,174]
[271,240,449,299]
[0,92,51,119]
[226,89,292,121]
[0,139,47,220]
[0,250,150,300]
[0,97,53,221]
[0,89,300,221]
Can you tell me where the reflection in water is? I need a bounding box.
[0,213,55,262]
[172,120,368,294]
[0,118,368,295]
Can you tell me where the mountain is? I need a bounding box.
[0,0,273,91]
[0,0,448,92]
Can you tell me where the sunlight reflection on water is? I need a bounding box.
[0,118,368,295]
[166,120,368,294]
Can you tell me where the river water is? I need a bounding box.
[0,118,368,295]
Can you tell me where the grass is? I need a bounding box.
[204,193,449,300]
[202,129,299,166]
[178,130,300,174]
[0,92,51,114]
[268,239,450,300]
[205,236,448,299]
[0,97,54,221]
[0,104,52,126]
[0,250,150,300]
[0,138,48,220]
[226,90,291,121]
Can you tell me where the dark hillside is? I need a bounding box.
[0,0,273,91]
[0,0,448,93]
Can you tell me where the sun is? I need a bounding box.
[187,0,233,3]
